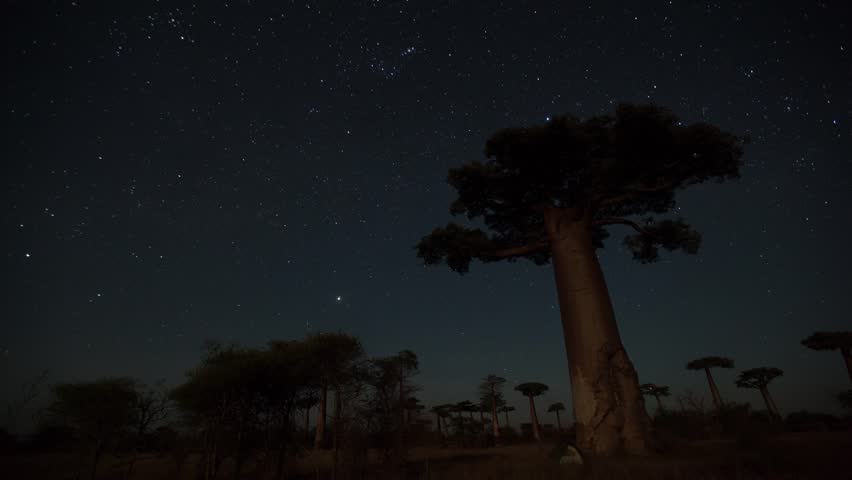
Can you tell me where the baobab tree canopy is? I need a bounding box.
[686,356,735,370]
[639,383,671,397]
[416,103,745,272]
[735,367,783,389]
[801,332,852,351]
[515,382,549,397]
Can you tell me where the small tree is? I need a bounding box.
[478,374,506,439]
[735,367,783,421]
[48,377,138,480]
[547,402,566,431]
[686,356,734,411]
[515,383,548,442]
[639,383,671,412]
[801,332,852,381]
[498,405,516,428]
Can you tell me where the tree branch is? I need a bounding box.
[491,240,550,258]
[592,217,656,238]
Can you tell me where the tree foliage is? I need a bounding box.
[639,383,671,398]
[686,356,734,370]
[801,332,852,351]
[515,382,549,397]
[416,103,745,272]
[735,367,783,389]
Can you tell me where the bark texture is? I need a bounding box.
[545,207,653,455]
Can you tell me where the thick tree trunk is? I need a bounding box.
[704,368,723,411]
[654,395,662,411]
[556,410,562,431]
[504,410,510,428]
[314,385,327,450]
[528,395,541,442]
[842,348,852,382]
[435,413,442,436]
[545,208,653,455]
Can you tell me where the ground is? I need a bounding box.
[3,431,850,479]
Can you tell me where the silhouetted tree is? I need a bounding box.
[478,374,506,439]
[801,332,852,381]
[686,356,734,411]
[430,404,452,442]
[295,393,318,440]
[498,405,516,428]
[303,332,363,450]
[547,402,566,431]
[639,383,671,411]
[515,383,548,442]
[417,104,745,454]
[48,377,138,480]
[124,381,171,478]
[735,367,783,421]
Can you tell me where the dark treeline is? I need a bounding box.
[1,330,851,479]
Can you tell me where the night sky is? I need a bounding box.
[3,1,851,423]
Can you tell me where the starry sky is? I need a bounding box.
[3,1,851,423]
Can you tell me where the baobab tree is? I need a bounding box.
[430,404,451,439]
[735,367,783,421]
[639,383,671,412]
[547,402,566,431]
[686,356,734,411]
[515,382,548,442]
[479,374,506,439]
[304,332,363,450]
[417,104,745,454]
[801,331,852,381]
[498,405,516,428]
[295,393,318,439]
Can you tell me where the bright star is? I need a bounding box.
[336,296,342,302]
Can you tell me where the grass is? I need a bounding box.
[3,431,850,479]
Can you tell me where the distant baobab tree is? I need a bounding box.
[479,374,506,439]
[547,402,566,431]
[639,383,671,411]
[417,104,746,454]
[515,382,548,442]
[801,331,852,381]
[295,393,319,439]
[735,367,783,421]
[304,332,364,450]
[686,356,734,411]
[498,405,515,427]
[430,404,452,440]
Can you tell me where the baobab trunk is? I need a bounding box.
[528,395,541,442]
[704,368,723,411]
[504,410,510,427]
[759,386,780,421]
[332,386,342,453]
[654,395,662,411]
[314,385,327,450]
[545,207,653,455]
[556,410,562,431]
[435,412,442,436]
[842,348,852,382]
